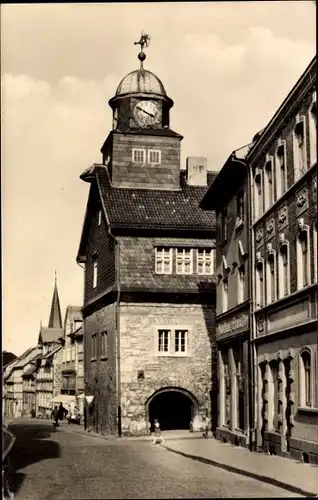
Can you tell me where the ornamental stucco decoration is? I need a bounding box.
[256,227,263,244]
[257,316,265,333]
[266,217,275,236]
[296,186,308,208]
[278,205,288,226]
[279,233,286,245]
[298,218,305,231]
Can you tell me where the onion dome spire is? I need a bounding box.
[133,31,151,70]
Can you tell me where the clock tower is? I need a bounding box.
[100,33,183,190]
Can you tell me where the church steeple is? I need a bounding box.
[48,272,62,329]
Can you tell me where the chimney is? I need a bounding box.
[186,157,208,186]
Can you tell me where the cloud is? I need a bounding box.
[1,2,316,355]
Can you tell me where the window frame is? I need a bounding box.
[222,277,229,313]
[278,237,290,298]
[155,247,173,275]
[197,248,215,275]
[176,248,194,275]
[97,209,102,226]
[266,246,277,304]
[132,148,146,163]
[100,331,108,359]
[264,156,275,210]
[93,259,98,289]
[255,254,265,309]
[296,221,311,290]
[293,115,307,182]
[156,327,190,357]
[275,140,287,199]
[237,264,245,304]
[91,333,97,360]
[236,189,245,227]
[299,348,313,408]
[148,149,161,164]
[254,169,263,221]
[313,222,317,283]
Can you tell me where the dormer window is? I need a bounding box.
[148,149,161,164]
[132,148,146,163]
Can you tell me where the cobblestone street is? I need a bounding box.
[7,420,305,499]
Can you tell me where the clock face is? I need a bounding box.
[133,100,161,127]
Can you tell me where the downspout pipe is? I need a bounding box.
[231,153,256,452]
[96,173,122,437]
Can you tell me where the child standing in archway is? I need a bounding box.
[153,418,164,445]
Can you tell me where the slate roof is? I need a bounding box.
[48,281,63,329]
[95,166,216,231]
[39,327,63,344]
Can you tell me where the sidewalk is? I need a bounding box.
[163,438,318,497]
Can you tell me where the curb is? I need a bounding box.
[163,445,316,497]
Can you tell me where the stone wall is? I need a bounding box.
[119,302,215,435]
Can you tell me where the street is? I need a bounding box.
[6,420,303,499]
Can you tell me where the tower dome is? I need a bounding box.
[115,69,167,98]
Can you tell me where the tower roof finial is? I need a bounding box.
[134,31,150,70]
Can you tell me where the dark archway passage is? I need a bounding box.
[148,390,195,430]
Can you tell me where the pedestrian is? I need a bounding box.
[153,418,164,445]
[51,406,58,427]
[54,403,64,427]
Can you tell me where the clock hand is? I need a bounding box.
[136,106,155,118]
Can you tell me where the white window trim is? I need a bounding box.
[266,244,277,305]
[264,155,275,211]
[154,326,190,357]
[222,277,228,313]
[296,219,311,290]
[237,264,245,304]
[148,149,161,164]
[255,253,265,309]
[97,209,102,226]
[132,148,146,163]
[278,234,291,299]
[254,169,263,221]
[309,91,317,168]
[293,115,307,182]
[155,247,173,275]
[299,347,314,408]
[197,248,215,275]
[176,248,194,275]
[275,139,287,199]
[93,259,98,289]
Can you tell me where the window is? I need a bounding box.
[100,331,108,358]
[299,350,312,407]
[297,226,310,289]
[197,248,214,275]
[77,363,84,378]
[255,259,264,308]
[175,330,188,353]
[155,247,172,274]
[270,361,282,433]
[148,149,161,164]
[238,264,245,304]
[264,157,274,209]
[222,277,228,312]
[254,170,263,220]
[93,259,98,288]
[71,346,75,361]
[236,190,244,225]
[91,333,97,359]
[266,252,276,304]
[132,148,146,163]
[66,347,71,362]
[276,142,287,198]
[221,208,228,242]
[158,329,169,353]
[78,342,83,354]
[157,329,189,355]
[309,93,317,167]
[278,243,290,298]
[176,248,193,275]
[294,117,307,181]
[97,209,102,226]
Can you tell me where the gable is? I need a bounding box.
[77,181,105,263]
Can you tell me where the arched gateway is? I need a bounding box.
[146,387,198,431]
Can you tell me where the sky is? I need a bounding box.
[1,1,316,356]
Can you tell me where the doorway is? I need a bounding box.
[147,388,197,431]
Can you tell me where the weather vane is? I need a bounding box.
[134,31,151,69]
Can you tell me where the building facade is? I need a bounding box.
[61,306,84,413]
[77,47,217,436]
[36,278,64,417]
[248,57,317,463]
[200,146,252,448]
